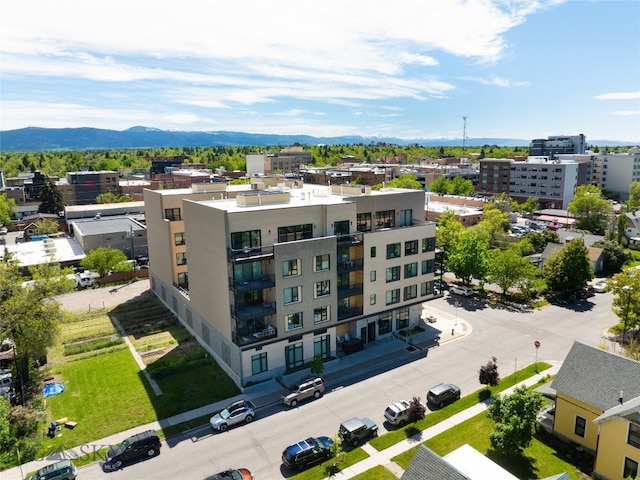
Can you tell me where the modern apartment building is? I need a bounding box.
[478,157,579,209]
[529,134,586,157]
[58,170,121,205]
[592,148,640,200]
[144,183,436,387]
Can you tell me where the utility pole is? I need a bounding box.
[462,116,467,153]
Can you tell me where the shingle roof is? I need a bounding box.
[551,341,640,411]
[401,445,469,480]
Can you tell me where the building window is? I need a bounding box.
[628,423,640,448]
[404,284,417,300]
[164,208,181,221]
[285,312,303,330]
[378,314,392,334]
[315,254,330,272]
[386,266,400,282]
[370,294,376,305]
[315,280,330,297]
[283,286,300,304]
[624,457,639,480]
[422,237,436,252]
[396,307,409,329]
[231,230,261,250]
[375,210,395,228]
[386,289,400,305]
[357,212,372,232]
[387,243,401,259]
[174,232,186,246]
[422,259,434,274]
[399,209,412,227]
[314,306,329,324]
[282,259,300,277]
[176,252,187,266]
[286,343,304,369]
[421,281,433,296]
[574,416,586,438]
[177,272,188,289]
[251,352,268,375]
[314,335,330,360]
[370,271,376,282]
[371,246,376,258]
[405,262,418,278]
[404,240,418,256]
[278,224,312,243]
[334,220,349,236]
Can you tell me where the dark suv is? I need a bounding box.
[282,436,334,470]
[105,430,161,470]
[338,417,378,447]
[427,383,460,409]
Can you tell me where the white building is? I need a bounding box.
[592,148,640,200]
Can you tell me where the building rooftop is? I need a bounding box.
[71,216,144,236]
[3,237,86,266]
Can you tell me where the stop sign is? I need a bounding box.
[534,340,541,349]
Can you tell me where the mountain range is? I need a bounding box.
[0,126,631,151]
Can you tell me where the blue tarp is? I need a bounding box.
[43,383,65,398]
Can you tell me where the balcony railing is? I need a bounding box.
[230,275,275,293]
[337,283,363,298]
[337,233,363,245]
[337,260,363,273]
[228,245,274,262]
[233,324,278,346]
[337,305,363,320]
[231,302,276,322]
[173,283,190,298]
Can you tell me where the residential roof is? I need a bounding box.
[593,394,640,424]
[444,444,518,480]
[401,445,469,480]
[556,230,603,247]
[551,341,640,411]
[70,216,145,236]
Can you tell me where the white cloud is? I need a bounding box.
[610,110,640,116]
[595,92,640,100]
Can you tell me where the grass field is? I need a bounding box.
[392,410,589,480]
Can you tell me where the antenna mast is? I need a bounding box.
[462,116,467,152]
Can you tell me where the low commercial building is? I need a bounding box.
[144,183,437,387]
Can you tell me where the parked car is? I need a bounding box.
[26,459,77,480]
[281,436,334,470]
[105,430,161,470]
[450,285,474,297]
[433,279,449,290]
[204,468,254,480]
[384,400,411,426]
[209,399,255,432]
[338,417,378,447]
[280,377,325,407]
[0,227,7,235]
[593,280,608,293]
[427,383,461,409]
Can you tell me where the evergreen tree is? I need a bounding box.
[38,179,64,214]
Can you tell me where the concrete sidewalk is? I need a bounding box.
[324,361,562,480]
[2,308,469,480]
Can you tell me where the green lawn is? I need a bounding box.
[392,410,587,480]
[290,448,369,480]
[370,362,551,451]
[348,465,398,480]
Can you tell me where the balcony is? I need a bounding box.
[228,245,274,263]
[337,305,363,320]
[337,283,363,298]
[231,275,275,293]
[231,302,276,322]
[337,260,363,273]
[233,324,278,346]
[337,233,363,245]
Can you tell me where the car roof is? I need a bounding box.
[387,400,410,411]
[38,460,73,473]
[429,383,457,394]
[286,437,317,455]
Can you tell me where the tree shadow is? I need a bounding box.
[486,448,538,480]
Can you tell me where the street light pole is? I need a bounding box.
[622,285,631,345]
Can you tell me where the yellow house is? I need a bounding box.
[550,341,640,480]
[593,395,640,480]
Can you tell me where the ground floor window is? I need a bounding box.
[378,313,392,335]
[396,307,409,330]
[624,457,639,480]
[314,335,330,359]
[574,416,586,437]
[286,343,304,369]
[251,352,268,375]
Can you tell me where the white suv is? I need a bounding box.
[384,400,411,426]
[451,285,473,297]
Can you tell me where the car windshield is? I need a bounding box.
[218,409,231,420]
[229,471,243,480]
[112,439,129,455]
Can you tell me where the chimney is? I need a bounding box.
[619,390,624,405]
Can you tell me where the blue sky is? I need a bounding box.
[1,0,639,143]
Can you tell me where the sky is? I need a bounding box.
[1,0,639,143]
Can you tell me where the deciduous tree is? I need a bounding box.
[567,185,613,235]
[80,247,128,277]
[487,248,539,296]
[447,230,489,286]
[627,181,640,211]
[476,206,510,248]
[592,239,631,275]
[610,269,640,343]
[479,356,500,387]
[0,194,15,227]
[407,397,426,423]
[544,238,592,294]
[487,386,544,456]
